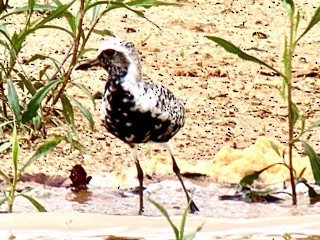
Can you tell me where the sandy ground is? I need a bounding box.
[1,0,320,216]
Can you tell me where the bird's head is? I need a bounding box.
[76,38,141,78]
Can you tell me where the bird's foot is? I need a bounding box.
[138,207,144,215]
[189,200,200,213]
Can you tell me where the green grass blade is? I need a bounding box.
[60,94,74,126]
[297,6,320,41]
[148,197,179,239]
[21,79,61,123]
[7,79,21,124]
[21,136,64,173]
[19,194,47,212]
[70,97,94,129]
[205,36,284,78]
[301,141,320,184]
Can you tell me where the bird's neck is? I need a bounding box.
[107,60,141,84]
[104,60,142,94]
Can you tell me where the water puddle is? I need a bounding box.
[1,177,320,239]
[3,178,320,217]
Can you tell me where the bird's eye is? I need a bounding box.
[103,49,116,57]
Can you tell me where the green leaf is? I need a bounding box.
[0,197,7,206]
[205,36,284,78]
[299,180,319,199]
[280,0,295,16]
[7,79,21,123]
[39,65,51,81]
[70,97,94,129]
[105,1,162,30]
[18,73,36,96]
[28,0,36,11]
[299,114,306,137]
[25,54,47,64]
[0,4,55,19]
[92,28,115,37]
[34,1,75,29]
[148,197,179,239]
[21,80,61,123]
[298,7,320,42]
[282,36,290,83]
[91,1,101,21]
[11,125,19,178]
[296,167,306,180]
[290,102,300,128]
[68,139,87,153]
[60,94,74,126]
[270,141,281,157]
[72,82,96,109]
[21,136,64,173]
[0,119,12,130]
[240,163,283,187]
[0,169,12,186]
[32,115,42,130]
[37,24,75,38]
[62,11,77,36]
[301,141,320,184]
[0,141,11,153]
[179,200,189,239]
[126,0,180,8]
[183,223,204,240]
[19,194,47,212]
[304,120,320,134]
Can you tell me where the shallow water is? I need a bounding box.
[1,178,320,239]
[3,177,320,218]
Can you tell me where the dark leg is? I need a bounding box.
[130,145,144,215]
[163,142,199,213]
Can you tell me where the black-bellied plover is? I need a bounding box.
[76,38,199,214]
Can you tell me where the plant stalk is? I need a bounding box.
[51,0,85,106]
[287,11,297,205]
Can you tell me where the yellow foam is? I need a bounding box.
[111,136,314,187]
[210,136,313,184]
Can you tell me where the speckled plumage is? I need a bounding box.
[76,38,199,214]
[96,38,185,145]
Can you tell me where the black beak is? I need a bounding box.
[75,58,101,70]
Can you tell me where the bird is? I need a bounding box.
[76,37,199,214]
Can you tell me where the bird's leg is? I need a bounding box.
[130,145,144,215]
[163,142,199,213]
